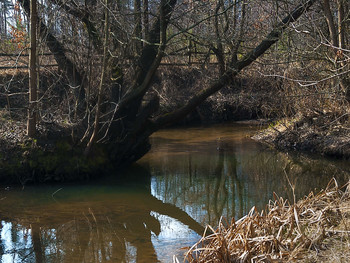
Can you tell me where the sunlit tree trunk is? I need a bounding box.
[27,0,37,137]
[337,0,345,50]
[0,2,4,37]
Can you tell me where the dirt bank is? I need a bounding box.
[252,113,350,160]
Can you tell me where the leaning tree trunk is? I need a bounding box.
[102,0,319,169]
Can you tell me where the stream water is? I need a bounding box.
[0,124,349,263]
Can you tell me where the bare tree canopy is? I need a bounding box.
[0,0,349,181]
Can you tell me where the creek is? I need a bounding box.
[0,123,349,262]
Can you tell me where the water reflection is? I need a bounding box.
[1,124,349,262]
[0,167,204,263]
[141,124,350,226]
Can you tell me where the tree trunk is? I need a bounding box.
[31,224,43,263]
[323,0,339,47]
[324,0,349,101]
[134,0,142,52]
[143,0,149,38]
[213,1,225,74]
[27,0,37,137]
[19,0,85,104]
[337,0,345,49]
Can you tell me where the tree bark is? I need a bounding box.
[337,0,345,49]
[323,0,339,47]
[134,0,142,52]
[213,1,225,74]
[31,224,43,263]
[143,0,149,38]
[27,0,37,137]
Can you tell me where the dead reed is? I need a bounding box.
[183,179,350,262]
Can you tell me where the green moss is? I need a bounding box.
[0,138,113,183]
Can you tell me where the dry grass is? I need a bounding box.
[182,179,350,262]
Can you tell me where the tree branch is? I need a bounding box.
[50,0,103,51]
[19,0,83,87]
[115,0,177,112]
[153,0,318,129]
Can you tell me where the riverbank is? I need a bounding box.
[252,113,350,160]
[1,66,349,183]
[0,67,283,183]
[184,179,350,262]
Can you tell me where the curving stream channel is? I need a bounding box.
[0,124,349,262]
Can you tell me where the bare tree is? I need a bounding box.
[14,0,319,176]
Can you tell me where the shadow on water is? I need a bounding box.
[1,124,349,262]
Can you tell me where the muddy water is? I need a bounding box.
[0,124,349,262]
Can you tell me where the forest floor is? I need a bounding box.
[184,179,350,262]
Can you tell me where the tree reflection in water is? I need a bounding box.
[0,166,205,263]
[145,126,350,227]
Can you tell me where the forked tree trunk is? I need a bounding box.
[323,0,339,48]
